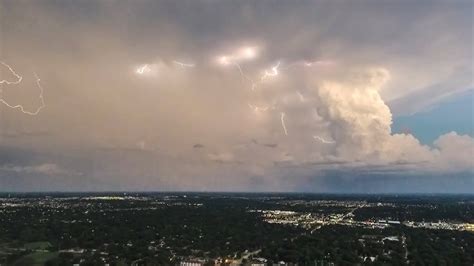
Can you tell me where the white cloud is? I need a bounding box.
[0,163,82,177]
[432,132,474,171]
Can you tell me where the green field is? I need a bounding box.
[12,251,58,266]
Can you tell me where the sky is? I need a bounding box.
[0,0,473,193]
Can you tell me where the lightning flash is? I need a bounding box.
[218,46,258,64]
[313,135,335,144]
[136,64,152,75]
[304,60,335,67]
[260,61,281,81]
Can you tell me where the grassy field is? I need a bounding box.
[12,251,58,266]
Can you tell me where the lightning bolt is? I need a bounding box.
[217,47,265,91]
[243,61,281,91]
[0,61,23,85]
[313,135,335,144]
[233,62,258,90]
[218,55,259,91]
[250,59,331,90]
[0,62,46,116]
[173,60,195,68]
[243,60,281,91]
[280,112,288,136]
[284,60,334,68]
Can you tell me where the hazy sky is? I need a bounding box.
[0,0,473,193]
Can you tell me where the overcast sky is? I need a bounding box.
[0,0,472,193]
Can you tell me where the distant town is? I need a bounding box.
[0,193,473,265]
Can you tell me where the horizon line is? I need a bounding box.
[0,191,473,196]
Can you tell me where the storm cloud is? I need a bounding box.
[0,0,472,192]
